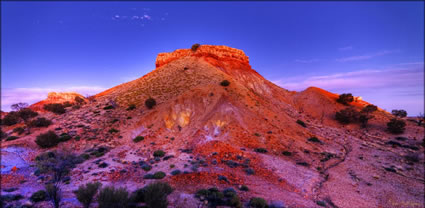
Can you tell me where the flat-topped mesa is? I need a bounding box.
[46,92,84,103]
[29,92,86,112]
[155,45,250,68]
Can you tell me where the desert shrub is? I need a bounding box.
[46,183,61,208]
[108,128,119,134]
[35,151,82,180]
[405,153,420,163]
[133,136,144,143]
[74,182,102,208]
[171,169,181,175]
[239,185,249,191]
[362,105,378,114]
[195,187,242,208]
[220,80,230,87]
[153,150,166,157]
[29,117,52,127]
[254,148,268,153]
[153,171,166,179]
[129,188,146,204]
[282,151,292,156]
[103,105,114,110]
[335,107,359,124]
[142,164,152,171]
[59,133,71,142]
[74,96,85,105]
[98,186,129,208]
[36,131,60,148]
[2,111,20,126]
[145,98,157,109]
[13,127,25,135]
[191,43,201,51]
[296,119,307,127]
[126,104,136,111]
[11,102,29,111]
[308,137,322,143]
[0,130,7,139]
[63,101,72,108]
[18,108,38,121]
[5,136,19,141]
[336,93,354,105]
[44,103,66,114]
[387,118,406,134]
[358,114,374,128]
[30,190,48,202]
[249,197,267,208]
[392,109,407,118]
[144,182,173,208]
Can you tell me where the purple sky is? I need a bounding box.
[1,2,424,115]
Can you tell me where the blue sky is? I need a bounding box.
[1,1,424,115]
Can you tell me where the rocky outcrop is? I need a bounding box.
[155,45,250,68]
[29,92,85,112]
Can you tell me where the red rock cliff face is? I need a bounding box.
[155,45,251,69]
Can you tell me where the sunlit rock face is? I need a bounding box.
[155,45,250,68]
[29,92,86,112]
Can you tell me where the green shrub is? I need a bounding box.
[336,93,354,105]
[133,136,144,143]
[387,118,406,134]
[239,185,249,191]
[126,104,136,111]
[220,80,230,87]
[392,109,407,118]
[74,182,102,208]
[63,101,72,108]
[153,150,165,157]
[11,102,29,111]
[59,133,72,142]
[296,119,306,127]
[282,151,292,156]
[30,190,47,202]
[308,137,322,143]
[195,187,241,208]
[18,108,38,121]
[249,197,267,208]
[362,105,378,114]
[2,111,20,126]
[13,127,25,135]
[191,43,201,52]
[98,186,129,208]
[43,103,66,114]
[153,171,166,179]
[103,105,114,110]
[129,188,146,203]
[35,131,60,148]
[5,136,19,141]
[144,182,173,208]
[29,117,52,127]
[254,148,267,153]
[145,98,157,109]
[108,128,119,134]
[335,107,359,124]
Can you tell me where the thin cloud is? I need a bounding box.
[1,86,107,112]
[295,58,320,63]
[336,50,398,62]
[339,46,353,51]
[272,63,424,115]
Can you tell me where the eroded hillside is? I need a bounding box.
[1,45,424,208]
